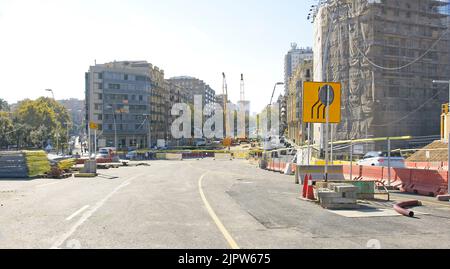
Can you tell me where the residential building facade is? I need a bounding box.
[85,61,167,150]
[287,60,313,145]
[168,76,216,116]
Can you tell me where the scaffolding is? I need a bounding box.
[313,0,450,151]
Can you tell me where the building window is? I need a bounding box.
[98,93,103,100]
[108,84,120,90]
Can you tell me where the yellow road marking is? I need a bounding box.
[198,173,240,249]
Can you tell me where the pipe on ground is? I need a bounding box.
[393,200,422,218]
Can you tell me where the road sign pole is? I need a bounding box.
[324,87,330,182]
[88,127,91,159]
[350,140,353,181]
[330,124,334,163]
[307,123,311,166]
[94,129,97,157]
[388,137,391,187]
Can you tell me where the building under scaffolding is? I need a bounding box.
[312,0,450,152]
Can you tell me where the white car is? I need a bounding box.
[357,151,406,168]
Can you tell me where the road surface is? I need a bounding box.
[1,159,450,249]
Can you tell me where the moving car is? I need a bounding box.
[357,151,406,168]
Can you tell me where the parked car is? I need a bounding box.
[96,147,117,159]
[194,139,207,147]
[125,151,138,160]
[357,151,406,168]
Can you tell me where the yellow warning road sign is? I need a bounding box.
[89,122,98,130]
[303,82,341,123]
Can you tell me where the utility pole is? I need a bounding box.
[433,80,450,195]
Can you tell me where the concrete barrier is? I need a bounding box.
[165,153,183,161]
[296,165,346,184]
[342,165,449,197]
[233,151,249,159]
[214,153,233,161]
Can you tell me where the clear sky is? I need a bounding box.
[0,0,314,112]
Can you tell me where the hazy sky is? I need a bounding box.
[0,0,314,112]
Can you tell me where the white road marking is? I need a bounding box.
[51,175,139,249]
[66,205,90,221]
[198,173,240,249]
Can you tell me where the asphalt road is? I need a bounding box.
[1,159,450,249]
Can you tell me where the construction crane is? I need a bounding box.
[222,72,232,148]
[240,73,245,101]
[237,74,249,142]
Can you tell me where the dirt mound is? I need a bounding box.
[407,140,448,162]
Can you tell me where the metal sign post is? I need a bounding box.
[350,140,353,181]
[387,137,391,187]
[302,82,342,182]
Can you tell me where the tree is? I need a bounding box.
[14,97,72,151]
[0,98,9,111]
[0,112,14,148]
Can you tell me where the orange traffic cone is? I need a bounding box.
[307,174,315,200]
[302,174,309,198]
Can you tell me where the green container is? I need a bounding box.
[347,181,375,199]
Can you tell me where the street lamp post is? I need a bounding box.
[107,105,118,150]
[433,79,450,195]
[261,82,284,170]
[143,114,151,149]
[45,89,55,100]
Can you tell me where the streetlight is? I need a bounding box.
[433,79,450,195]
[143,114,151,150]
[45,89,55,99]
[106,105,118,150]
[269,82,284,107]
[260,82,284,170]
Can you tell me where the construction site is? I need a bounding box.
[310,0,450,152]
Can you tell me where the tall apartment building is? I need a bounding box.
[312,0,450,151]
[167,76,216,116]
[287,60,313,145]
[284,43,313,94]
[85,61,168,150]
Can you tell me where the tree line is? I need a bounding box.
[0,97,72,152]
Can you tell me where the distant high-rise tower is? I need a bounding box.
[284,43,313,94]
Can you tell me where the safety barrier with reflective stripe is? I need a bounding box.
[342,165,448,197]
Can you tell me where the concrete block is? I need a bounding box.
[335,185,359,193]
[321,203,360,210]
[342,192,358,199]
[328,183,350,192]
[315,182,328,189]
[317,190,342,199]
[81,160,97,174]
[358,193,375,200]
[320,197,357,204]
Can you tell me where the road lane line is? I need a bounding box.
[66,205,90,221]
[51,176,138,249]
[198,173,240,249]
